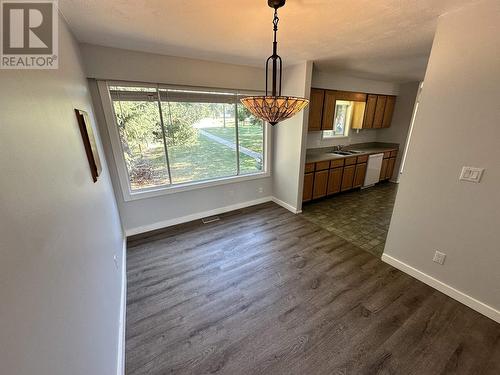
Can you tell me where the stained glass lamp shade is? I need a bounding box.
[240,96,309,126]
[240,0,309,126]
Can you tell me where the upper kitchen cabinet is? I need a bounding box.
[321,90,336,130]
[335,91,367,102]
[362,94,377,128]
[373,95,387,128]
[307,89,367,131]
[307,88,325,131]
[323,90,367,131]
[307,88,397,131]
[362,94,397,129]
[382,95,396,128]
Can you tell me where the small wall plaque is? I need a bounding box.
[75,109,102,182]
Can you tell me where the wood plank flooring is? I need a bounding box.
[126,202,500,375]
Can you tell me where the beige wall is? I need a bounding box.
[0,17,125,375]
[82,45,273,234]
[312,70,400,95]
[383,0,500,322]
[306,127,379,149]
[81,43,264,92]
[272,62,313,212]
[376,81,420,180]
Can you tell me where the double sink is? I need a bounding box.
[330,150,364,156]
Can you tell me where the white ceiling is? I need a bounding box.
[60,0,478,82]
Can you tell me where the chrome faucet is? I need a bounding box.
[333,144,346,151]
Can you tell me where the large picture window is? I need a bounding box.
[105,83,267,197]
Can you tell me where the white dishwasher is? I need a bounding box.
[363,153,384,188]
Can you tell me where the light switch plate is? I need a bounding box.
[459,166,484,183]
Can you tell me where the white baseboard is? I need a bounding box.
[125,196,273,236]
[382,254,500,323]
[117,238,127,375]
[271,196,301,214]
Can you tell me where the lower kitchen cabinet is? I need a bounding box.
[312,169,329,199]
[386,157,396,180]
[380,158,388,181]
[353,163,367,188]
[380,151,398,181]
[303,173,314,202]
[341,165,356,192]
[327,167,343,195]
[303,149,398,203]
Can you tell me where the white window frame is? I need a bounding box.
[322,100,352,139]
[97,80,271,201]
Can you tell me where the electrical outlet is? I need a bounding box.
[433,251,446,265]
[258,187,264,193]
[113,254,119,269]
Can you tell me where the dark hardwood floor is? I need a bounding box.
[126,202,500,375]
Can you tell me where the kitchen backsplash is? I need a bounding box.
[306,129,378,149]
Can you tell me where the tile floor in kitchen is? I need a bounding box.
[301,182,398,257]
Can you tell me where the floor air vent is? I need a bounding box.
[201,216,220,224]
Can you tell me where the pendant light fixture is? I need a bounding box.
[240,0,309,126]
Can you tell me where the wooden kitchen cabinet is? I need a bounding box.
[330,159,344,168]
[307,88,397,131]
[379,150,398,181]
[323,90,367,131]
[321,90,337,130]
[373,95,387,128]
[353,163,367,188]
[380,158,389,181]
[386,157,396,180]
[303,149,400,202]
[357,154,369,163]
[303,173,314,202]
[341,165,356,192]
[362,94,377,128]
[315,160,330,171]
[361,94,396,130]
[307,89,325,131]
[327,167,343,195]
[303,151,395,202]
[312,170,329,199]
[304,162,315,173]
[382,96,396,128]
[344,156,357,166]
[335,91,367,102]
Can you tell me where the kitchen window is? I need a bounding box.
[99,82,268,200]
[322,100,352,138]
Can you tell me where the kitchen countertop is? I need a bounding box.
[305,143,399,164]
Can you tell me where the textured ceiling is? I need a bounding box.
[60,0,478,82]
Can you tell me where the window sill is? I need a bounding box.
[123,171,270,202]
